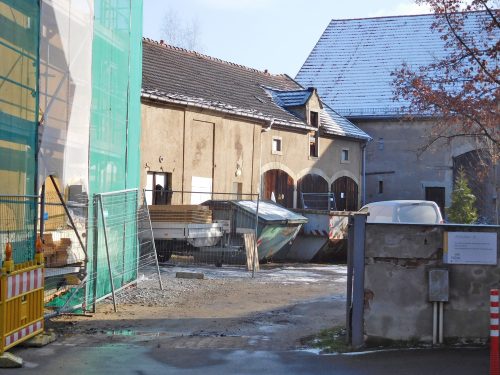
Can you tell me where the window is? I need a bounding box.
[310,111,319,128]
[146,171,172,205]
[378,180,384,194]
[378,138,384,150]
[309,133,318,158]
[341,149,349,163]
[272,136,282,155]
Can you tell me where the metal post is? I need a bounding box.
[39,183,46,237]
[252,195,260,278]
[438,301,444,344]
[351,213,367,348]
[490,289,500,375]
[143,190,163,290]
[91,196,98,313]
[98,194,117,312]
[49,175,87,259]
[345,215,355,343]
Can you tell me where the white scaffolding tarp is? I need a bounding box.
[38,0,93,193]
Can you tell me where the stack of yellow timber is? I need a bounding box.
[148,205,212,224]
[42,233,71,267]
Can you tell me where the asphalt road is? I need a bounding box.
[12,343,487,374]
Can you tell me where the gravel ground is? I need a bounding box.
[107,263,347,308]
[50,262,348,352]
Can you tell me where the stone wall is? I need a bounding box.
[364,223,499,344]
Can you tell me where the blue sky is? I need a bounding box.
[143,0,431,77]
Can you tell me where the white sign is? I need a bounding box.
[444,232,497,265]
[191,176,212,204]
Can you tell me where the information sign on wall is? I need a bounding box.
[444,232,497,265]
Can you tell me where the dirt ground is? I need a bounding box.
[47,264,348,351]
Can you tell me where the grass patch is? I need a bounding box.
[300,326,349,353]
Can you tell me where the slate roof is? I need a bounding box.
[296,12,492,118]
[265,87,370,140]
[142,38,370,141]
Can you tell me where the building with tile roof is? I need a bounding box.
[296,13,498,222]
[141,38,371,211]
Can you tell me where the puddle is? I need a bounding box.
[107,329,137,336]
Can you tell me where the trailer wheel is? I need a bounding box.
[155,240,173,262]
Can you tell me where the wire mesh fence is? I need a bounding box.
[300,192,337,211]
[146,190,259,268]
[43,189,162,316]
[0,195,37,264]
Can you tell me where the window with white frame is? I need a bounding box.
[309,132,319,158]
[341,149,349,163]
[272,136,282,155]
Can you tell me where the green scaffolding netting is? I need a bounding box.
[0,0,39,263]
[86,0,143,303]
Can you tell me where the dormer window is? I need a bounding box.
[310,111,319,128]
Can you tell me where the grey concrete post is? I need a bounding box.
[351,213,367,348]
[345,215,355,343]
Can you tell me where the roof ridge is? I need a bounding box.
[329,9,488,23]
[143,37,291,79]
[262,86,310,93]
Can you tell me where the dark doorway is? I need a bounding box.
[332,177,359,211]
[425,187,445,218]
[262,169,294,208]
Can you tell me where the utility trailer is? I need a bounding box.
[148,205,224,261]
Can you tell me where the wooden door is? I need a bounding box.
[297,174,329,209]
[262,169,294,208]
[332,177,359,211]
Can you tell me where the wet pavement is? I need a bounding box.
[6,264,489,374]
[12,342,487,374]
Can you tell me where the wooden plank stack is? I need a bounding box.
[148,205,212,224]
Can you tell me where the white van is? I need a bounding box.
[359,200,444,224]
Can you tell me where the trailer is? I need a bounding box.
[148,205,224,261]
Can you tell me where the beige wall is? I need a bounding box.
[261,129,362,187]
[141,101,364,207]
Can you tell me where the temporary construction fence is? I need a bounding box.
[147,190,261,270]
[0,196,44,354]
[44,189,162,316]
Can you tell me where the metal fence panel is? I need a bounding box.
[146,190,259,268]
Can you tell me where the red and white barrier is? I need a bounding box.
[6,268,44,299]
[491,289,499,375]
[4,320,42,347]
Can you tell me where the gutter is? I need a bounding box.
[141,91,316,131]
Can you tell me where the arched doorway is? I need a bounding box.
[332,176,359,211]
[262,169,294,208]
[297,174,329,209]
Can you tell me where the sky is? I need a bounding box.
[143,0,431,77]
